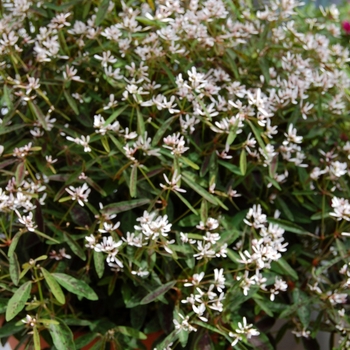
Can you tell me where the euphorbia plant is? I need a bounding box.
[1,0,350,349]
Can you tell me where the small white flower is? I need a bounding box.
[65,183,91,206]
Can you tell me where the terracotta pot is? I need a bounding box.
[140,330,164,350]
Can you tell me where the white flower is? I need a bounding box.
[235,317,260,338]
[173,313,197,333]
[244,204,267,229]
[65,183,91,206]
[330,197,350,221]
[184,272,205,287]
[15,211,37,232]
[213,268,225,293]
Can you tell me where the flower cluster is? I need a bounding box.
[1,0,350,349]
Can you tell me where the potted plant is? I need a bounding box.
[1,0,350,349]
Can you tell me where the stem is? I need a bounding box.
[59,201,76,226]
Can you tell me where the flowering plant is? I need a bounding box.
[1,0,350,349]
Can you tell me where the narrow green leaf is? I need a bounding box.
[94,251,105,278]
[49,320,76,350]
[247,120,266,155]
[33,327,41,350]
[310,211,330,220]
[267,218,312,236]
[274,258,298,280]
[15,161,26,187]
[226,129,237,148]
[265,176,281,191]
[34,229,60,244]
[9,252,20,286]
[140,281,176,305]
[28,101,48,130]
[102,198,150,215]
[130,165,137,198]
[276,197,294,221]
[200,199,208,224]
[114,326,147,340]
[174,191,198,215]
[109,134,126,155]
[101,135,110,153]
[52,273,98,301]
[218,160,242,176]
[152,116,177,147]
[63,90,79,115]
[136,108,145,136]
[95,0,110,26]
[0,123,27,135]
[154,330,177,350]
[103,105,128,127]
[182,172,228,210]
[42,268,65,304]
[3,85,14,112]
[180,156,200,170]
[63,231,86,260]
[253,295,274,317]
[239,149,247,176]
[315,256,343,277]
[8,231,22,257]
[6,281,32,321]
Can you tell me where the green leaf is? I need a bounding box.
[34,229,60,244]
[239,149,247,176]
[154,330,177,350]
[180,156,200,170]
[298,305,310,329]
[226,128,237,148]
[6,281,32,321]
[0,123,27,136]
[49,320,76,350]
[276,197,294,221]
[94,0,109,26]
[28,101,48,130]
[114,326,147,340]
[267,218,312,236]
[218,160,242,176]
[33,327,41,350]
[315,255,343,277]
[252,295,274,317]
[140,281,176,305]
[103,105,128,127]
[3,85,14,112]
[136,108,145,136]
[130,165,137,198]
[74,333,100,349]
[41,268,66,304]
[102,198,150,215]
[247,120,266,155]
[63,231,86,260]
[9,252,20,286]
[63,90,79,115]
[310,211,330,220]
[15,161,26,187]
[274,258,298,280]
[174,191,198,215]
[94,251,105,278]
[52,273,98,301]
[0,320,25,337]
[152,116,177,147]
[8,231,22,257]
[182,172,228,210]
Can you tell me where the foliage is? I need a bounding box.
[0,0,350,349]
